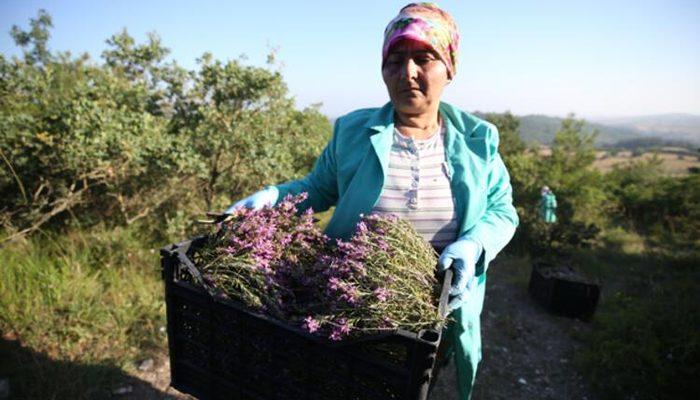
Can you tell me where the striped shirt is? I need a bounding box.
[372,123,459,250]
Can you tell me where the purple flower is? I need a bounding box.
[335,240,370,264]
[329,318,351,340]
[303,316,320,333]
[224,245,237,255]
[328,277,341,291]
[356,220,369,235]
[373,287,390,302]
[337,318,351,334]
[339,286,358,305]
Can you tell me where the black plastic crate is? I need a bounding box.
[161,237,452,400]
[528,261,601,320]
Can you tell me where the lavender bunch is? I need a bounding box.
[196,193,328,318]
[301,213,442,341]
[194,194,444,342]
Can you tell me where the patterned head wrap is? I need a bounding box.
[382,3,460,78]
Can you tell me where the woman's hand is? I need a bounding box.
[438,237,483,311]
[224,186,279,214]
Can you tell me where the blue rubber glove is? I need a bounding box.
[438,237,483,311]
[224,186,279,214]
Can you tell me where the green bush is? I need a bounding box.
[606,161,700,250]
[600,226,645,254]
[1,10,331,239]
[485,113,607,257]
[581,255,700,400]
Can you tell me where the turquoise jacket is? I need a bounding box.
[539,192,557,223]
[276,101,518,275]
[275,101,518,399]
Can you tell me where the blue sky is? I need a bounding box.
[1,0,699,118]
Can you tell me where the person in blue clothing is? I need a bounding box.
[539,185,557,223]
[226,3,518,399]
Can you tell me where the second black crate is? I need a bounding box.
[528,261,600,320]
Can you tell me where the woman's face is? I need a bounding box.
[382,39,450,116]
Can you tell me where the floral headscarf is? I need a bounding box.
[382,3,460,78]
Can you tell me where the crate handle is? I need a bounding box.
[437,268,453,318]
[175,243,220,298]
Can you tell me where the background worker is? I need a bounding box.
[539,185,557,223]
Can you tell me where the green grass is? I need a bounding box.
[0,226,167,398]
[572,247,700,400]
[599,226,646,255]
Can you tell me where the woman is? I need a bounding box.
[539,185,557,223]
[226,3,518,399]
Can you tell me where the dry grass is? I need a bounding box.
[594,148,700,175]
[534,145,700,175]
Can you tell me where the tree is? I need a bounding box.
[536,114,608,226]
[478,111,526,158]
[0,10,331,241]
[173,53,330,210]
[502,114,609,255]
[10,9,53,66]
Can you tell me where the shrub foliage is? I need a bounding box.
[0,11,331,240]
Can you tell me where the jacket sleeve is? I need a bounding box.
[273,119,340,213]
[465,127,519,276]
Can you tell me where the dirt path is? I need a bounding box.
[119,353,190,399]
[123,255,598,400]
[430,256,598,400]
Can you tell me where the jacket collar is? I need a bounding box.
[363,102,395,132]
[363,101,477,137]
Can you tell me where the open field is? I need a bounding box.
[593,147,700,175]
[535,146,700,175]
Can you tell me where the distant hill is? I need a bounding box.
[590,113,700,145]
[514,114,700,148]
[516,115,643,146]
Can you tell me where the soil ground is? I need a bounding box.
[429,256,598,400]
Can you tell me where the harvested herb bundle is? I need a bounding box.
[196,193,328,319]
[302,213,442,340]
[195,194,443,341]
